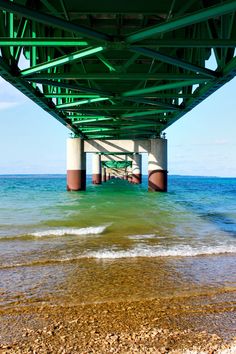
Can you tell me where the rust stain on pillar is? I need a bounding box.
[102,168,107,182]
[67,138,86,191]
[67,170,86,191]
[92,174,101,184]
[148,170,167,192]
[132,174,142,184]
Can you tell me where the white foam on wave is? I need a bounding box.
[30,225,108,237]
[2,244,236,269]
[128,234,156,240]
[86,244,236,259]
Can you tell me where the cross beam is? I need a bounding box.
[126,0,236,43]
[0,0,111,42]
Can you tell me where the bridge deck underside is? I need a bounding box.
[0,0,236,139]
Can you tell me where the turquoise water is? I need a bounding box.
[0,175,235,307]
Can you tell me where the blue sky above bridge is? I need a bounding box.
[0,76,236,177]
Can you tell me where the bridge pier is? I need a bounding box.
[102,167,107,182]
[92,153,101,184]
[67,138,86,191]
[132,153,142,184]
[148,139,168,192]
[66,138,167,192]
[127,156,133,183]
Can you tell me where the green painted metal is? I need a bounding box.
[134,39,236,48]
[56,97,109,109]
[3,38,235,48]
[126,0,236,43]
[102,161,131,169]
[0,0,111,42]
[21,46,104,76]
[23,73,210,81]
[26,79,112,97]
[0,0,236,140]
[122,81,207,97]
[46,94,100,98]
[121,110,172,118]
[130,47,218,78]
[0,38,89,46]
[73,117,113,124]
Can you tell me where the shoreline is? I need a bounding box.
[1,291,235,353]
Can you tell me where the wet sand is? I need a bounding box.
[0,290,235,353]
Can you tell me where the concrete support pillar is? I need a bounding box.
[92,154,101,184]
[102,167,107,182]
[148,138,167,192]
[67,138,86,191]
[127,156,132,183]
[132,153,142,184]
[124,170,128,180]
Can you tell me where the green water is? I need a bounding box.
[0,175,235,307]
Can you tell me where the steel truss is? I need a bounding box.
[0,0,236,139]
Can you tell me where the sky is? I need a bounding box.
[0,75,236,176]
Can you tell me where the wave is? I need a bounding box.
[1,244,236,270]
[86,244,236,259]
[0,225,109,240]
[127,234,156,240]
[30,225,108,237]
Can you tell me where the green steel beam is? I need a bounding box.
[123,53,140,71]
[24,72,210,81]
[68,114,111,118]
[137,94,193,98]
[56,97,109,109]
[121,110,171,118]
[74,118,163,127]
[0,38,89,46]
[0,56,85,138]
[122,80,207,97]
[21,46,104,76]
[130,47,218,78]
[164,55,236,130]
[13,17,28,62]
[1,1,236,140]
[135,39,236,48]
[223,56,236,74]
[0,0,111,42]
[72,117,113,124]
[45,93,193,99]
[97,53,117,72]
[64,106,169,111]
[84,123,159,133]
[126,0,236,43]
[46,94,100,98]
[85,135,114,139]
[5,38,232,50]
[81,127,113,132]
[26,79,112,97]
[123,97,181,110]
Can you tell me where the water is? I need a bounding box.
[0,175,235,308]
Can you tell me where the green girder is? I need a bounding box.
[126,0,236,43]
[102,161,132,169]
[0,0,236,140]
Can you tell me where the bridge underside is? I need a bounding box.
[0,0,236,140]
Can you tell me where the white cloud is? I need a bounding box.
[0,101,19,111]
